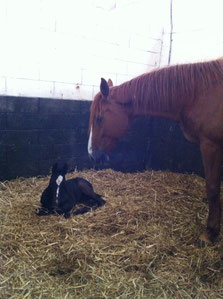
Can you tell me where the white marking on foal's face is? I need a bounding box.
[88,126,93,156]
[56,175,63,186]
[56,175,63,201]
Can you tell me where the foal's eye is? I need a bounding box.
[96,116,104,126]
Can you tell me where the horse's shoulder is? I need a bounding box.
[64,177,93,194]
[65,177,91,185]
[62,178,79,193]
[64,178,78,185]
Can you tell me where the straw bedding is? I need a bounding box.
[0,169,223,298]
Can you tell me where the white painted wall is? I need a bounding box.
[0,0,168,100]
[1,0,222,100]
[170,0,223,64]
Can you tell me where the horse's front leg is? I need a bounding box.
[200,139,222,244]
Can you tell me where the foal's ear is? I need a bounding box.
[52,163,58,173]
[100,78,109,97]
[63,163,68,175]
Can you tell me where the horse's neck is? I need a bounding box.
[132,107,180,121]
[111,83,180,122]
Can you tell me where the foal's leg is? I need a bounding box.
[77,179,105,205]
[200,139,222,244]
[75,178,106,211]
[73,206,92,215]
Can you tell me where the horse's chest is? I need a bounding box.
[180,109,201,144]
[180,123,199,144]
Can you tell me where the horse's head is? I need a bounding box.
[88,78,131,163]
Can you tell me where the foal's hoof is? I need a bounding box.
[37,208,50,216]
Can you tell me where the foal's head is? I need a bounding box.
[50,162,68,187]
[88,78,131,162]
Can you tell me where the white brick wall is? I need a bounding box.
[6,78,54,98]
[169,0,223,64]
[0,0,166,100]
[0,77,6,95]
[2,0,222,101]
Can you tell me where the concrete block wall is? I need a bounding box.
[0,96,92,180]
[2,0,219,181]
[0,95,204,181]
[0,95,155,180]
[0,0,168,100]
[1,1,222,99]
[169,0,223,64]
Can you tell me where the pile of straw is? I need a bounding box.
[1,169,223,298]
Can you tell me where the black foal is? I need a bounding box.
[37,162,105,218]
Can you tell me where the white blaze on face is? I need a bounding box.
[56,175,63,186]
[56,175,63,200]
[88,126,93,156]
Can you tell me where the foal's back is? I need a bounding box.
[63,177,102,204]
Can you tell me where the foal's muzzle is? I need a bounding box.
[89,150,109,164]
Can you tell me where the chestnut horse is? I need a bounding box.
[88,58,223,244]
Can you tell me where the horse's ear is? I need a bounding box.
[100,78,109,97]
[108,79,113,87]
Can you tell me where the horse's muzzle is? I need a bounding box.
[89,150,109,164]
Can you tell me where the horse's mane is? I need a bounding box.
[115,58,223,114]
[90,58,223,127]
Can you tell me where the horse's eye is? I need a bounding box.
[96,116,104,127]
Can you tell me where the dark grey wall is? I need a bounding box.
[0,96,203,180]
[0,96,92,180]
